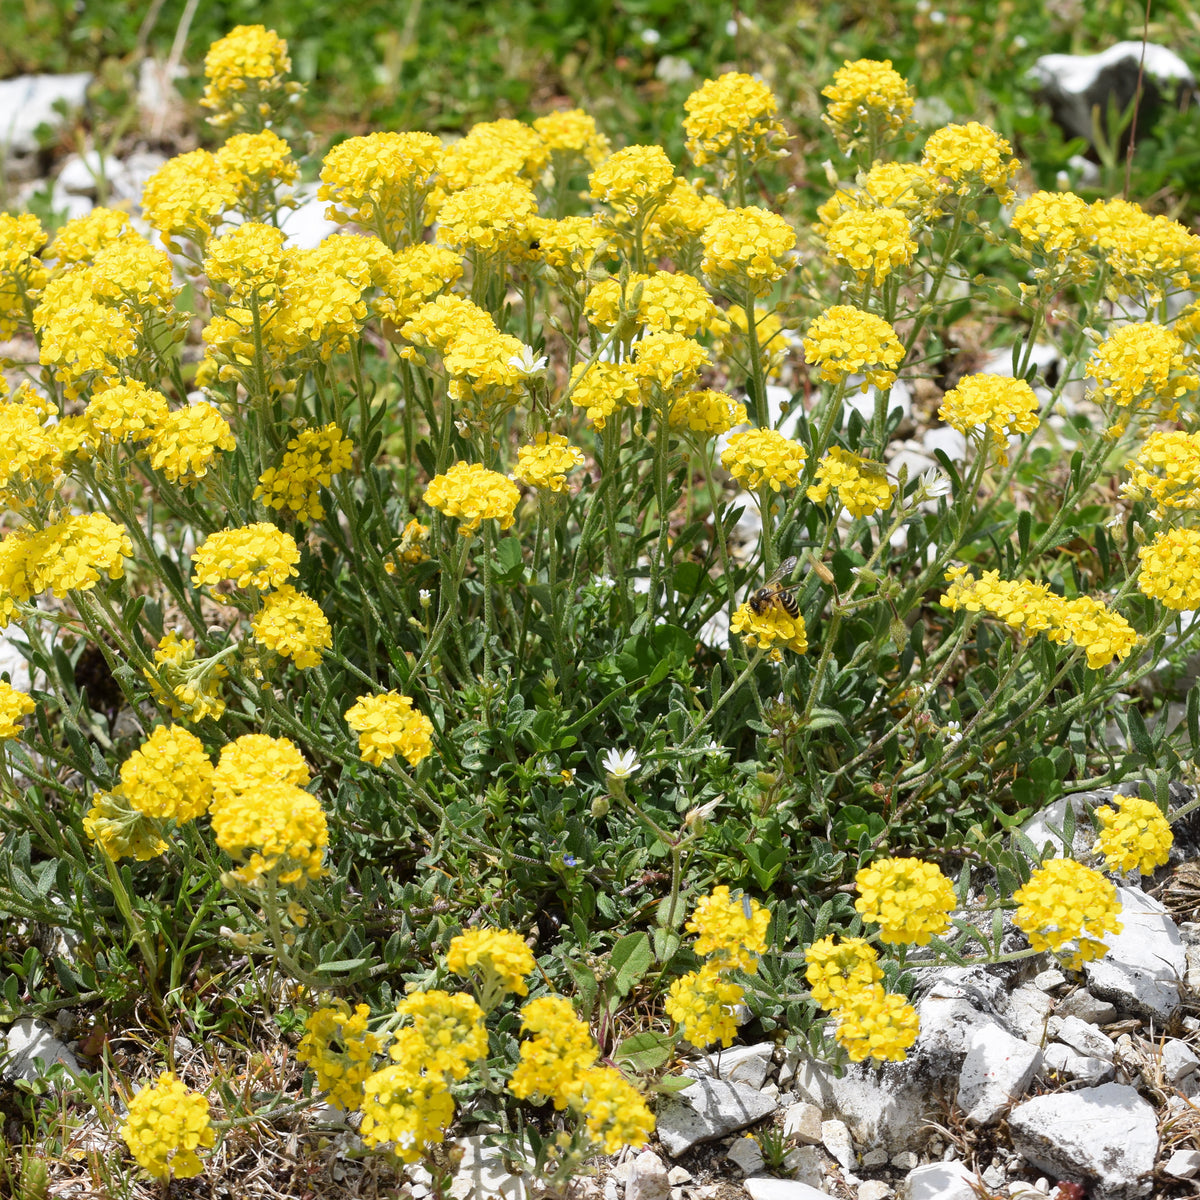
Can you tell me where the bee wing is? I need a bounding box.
[741,894,754,921]
[762,556,798,587]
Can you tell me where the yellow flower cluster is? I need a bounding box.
[437,118,548,193]
[570,360,644,429]
[803,936,918,1063]
[921,122,1021,203]
[393,991,488,1079]
[823,206,916,287]
[141,149,240,250]
[297,1001,385,1111]
[531,215,608,277]
[437,180,539,258]
[804,305,904,391]
[120,1072,214,1180]
[359,1064,456,1161]
[256,423,354,522]
[807,447,895,518]
[589,145,676,215]
[0,385,62,508]
[1087,323,1198,431]
[1094,794,1173,876]
[0,213,49,338]
[1137,528,1200,610]
[144,632,227,723]
[821,58,914,145]
[701,206,796,297]
[664,963,745,1049]
[938,374,1040,462]
[251,585,333,669]
[1010,190,1097,274]
[721,428,807,491]
[585,272,724,338]
[216,130,298,214]
[214,733,311,801]
[1092,197,1200,303]
[532,108,611,166]
[646,179,727,264]
[191,523,300,592]
[0,513,132,627]
[634,331,710,393]
[1123,430,1200,514]
[145,402,236,484]
[114,725,215,823]
[86,380,169,444]
[941,567,1137,669]
[210,779,328,889]
[514,433,585,493]
[375,244,464,323]
[200,24,293,129]
[83,786,169,862]
[46,207,133,267]
[670,389,747,438]
[854,857,956,946]
[682,72,787,167]
[0,680,35,741]
[447,927,537,1001]
[1012,858,1123,970]
[424,461,521,536]
[344,691,435,767]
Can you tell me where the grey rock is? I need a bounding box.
[689,1043,773,1090]
[1033,968,1067,992]
[921,425,967,463]
[1186,944,1200,992]
[1049,1015,1114,1061]
[743,1179,829,1200]
[450,1136,527,1200]
[626,1150,670,1200]
[1055,990,1117,1025]
[782,1146,823,1189]
[1084,886,1185,1021]
[781,1102,823,1145]
[861,1148,889,1168]
[0,73,92,159]
[892,1151,919,1170]
[1160,1038,1200,1084]
[787,1055,935,1154]
[1040,1043,1115,1085]
[900,1162,978,1200]
[280,183,340,249]
[2,1017,80,1083]
[957,1025,1041,1125]
[727,1137,765,1177]
[1004,984,1054,1044]
[654,1078,777,1157]
[1008,1082,1157,1200]
[914,968,1008,1060]
[1164,1149,1200,1179]
[1030,43,1193,148]
[822,1119,855,1169]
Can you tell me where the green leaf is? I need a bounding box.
[314,957,371,973]
[563,958,599,1016]
[652,1074,694,1094]
[610,932,652,997]
[613,1030,674,1072]
[1128,708,1153,758]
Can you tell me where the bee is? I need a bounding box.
[749,556,799,619]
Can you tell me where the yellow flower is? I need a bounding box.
[213,733,311,804]
[374,244,464,323]
[144,402,236,484]
[297,1001,384,1112]
[0,212,49,338]
[86,380,170,443]
[532,108,610,166]
[143,632,226,723]
[251,585,333,670]
[447,927,537,999]
[589,145,676,215]
[1138,527,1200,611]
[938,374,1040,463]
[1123,430,1200,514]
[822,59,914,147]
[1011,190,1097,274]
[141,149,238,249]
[1012,858,1123,970]
[686,884,770,973]
[46,207,134,268]
[514,433,585,493]
[683,72,787,168]
[921,122,1021,203]
[256,423,354,523]
[0,680,35,740]
[508,995,598,1108]
[823,206,915,287]
[564,1066,655,1155]
[807,447,895,518]
[191,523,300,592]
[436,180,539,258]
[118,725,214,823]
[344,691,435,767]
[701,206,795,297]
[83,787,169,862]
[1095,794,1173,876]
[804,936,884,1011]
[721,428,807,491]
[437,118,548,193]
[730,601,808,655]
[210,780,328,888]
[120,1072,214,1180]
[670,389,747,438]
[832,984,920,1063]
[1088,323,1198,429]
[570,361,644,429]
[424,461,520,536]
[854,857,956,946]
[664,962,744,1048]
[359,1063,455,1160]
[393,991,488,1080]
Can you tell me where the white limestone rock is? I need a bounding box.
[1164,1149,1200,1180]
[901,1162,979,1200]
[686,1043,774,1090]
[858,1183,893,1200]
[1083,886,1185,1021]
[743,1179,829,1200]
[782,1101,823,1145]
[450,1135,527,1200]
[1040,1043,1115,1085]
[727,1137,765,1177]
[654,1077,777,1157]
[1008,1082,1157,1200]
[1020,794,1094,859]
[822,1118,855,1169]
[1055,990,1116,1025]
[957,1024,1041,1126]
[1160,1038,1200,1085]
[625,1150,670,1200]
[1003,984,1054,1044]
[0,73,92,159]
[1048,1015,1114,1061]
[1,1017,80,1083]
[1033,968,1067,993]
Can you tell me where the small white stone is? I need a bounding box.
[822,1118,855,1168]
[1048,1015,1114,1061]
[743,1179,830,1200]
[782,1102,823,1145]
[1054,990,1117,1025]
[892,1151,919,1170]
[726,1136,765,1176]
[1033,968,1067,992]
[666,1168,691,1186]
[861,1148,889,1168]
[1160,1038,1200,1084]
[1041,1043,1114,1085]
[625,1150,670,1200]
[1165,1149,1200,1179]
[858,1183,893,1200]
[900,1162,977,1200]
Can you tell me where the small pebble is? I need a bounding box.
[1034,968,1067,992]
[892,1151,919,1170]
